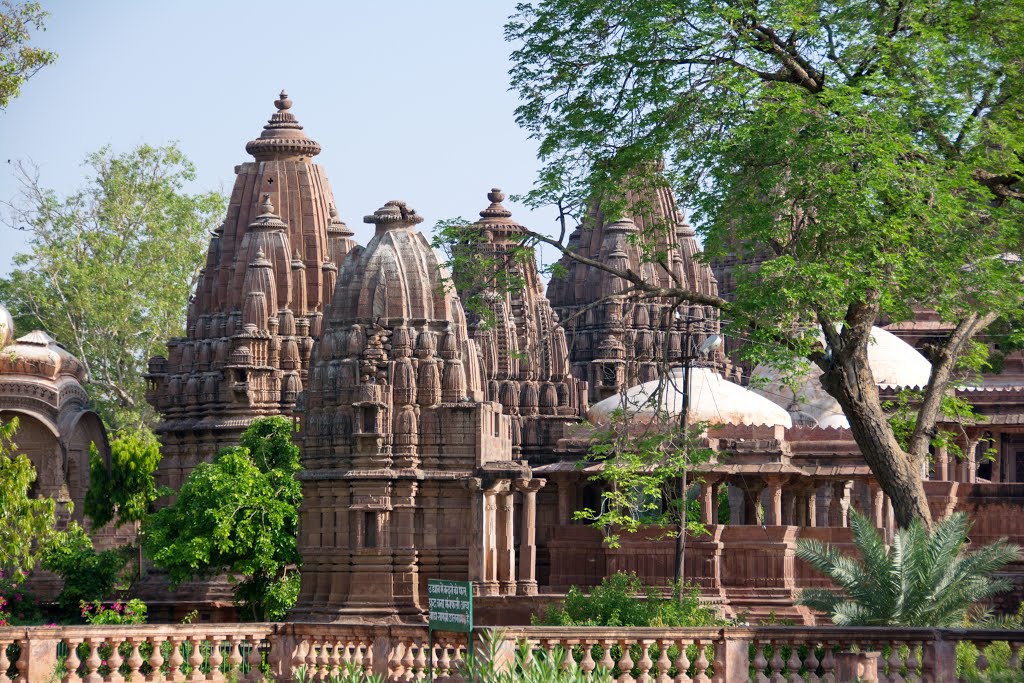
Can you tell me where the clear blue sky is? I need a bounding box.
[0,0,565,276]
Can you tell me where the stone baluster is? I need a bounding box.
[413,639,428,680]
[674,640,691,683]
[752,643,769,683]
[636,639,654,682]
[12,638,28,683]
[209,637,225,681]
[803,644,821,683]
[1009,642,1021,671]
[887,643,906,683]
[168,637,187,682]
[317,638,332,679]
[617,639,636,683]
[655,640,671,683]
[225,636,243,677]
[148,636,166,682]
[819,643,836,683]
[580,642,597,675]
[107,637,125,683]
[64,638,83,683]
[768,642,784,683]
[249,636,264,681]
[692,642,711,683]
[396,639,413,682]
[599,640,615,674]
[785,646,802,682]
[83,638,102,683]
[187,635,204,682]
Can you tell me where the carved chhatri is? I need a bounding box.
[546,175,725,402]
[456,188,588,460]
[295,199,531,622]
[146,92,360,490]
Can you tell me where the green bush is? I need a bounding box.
[40,522,128,615]
[536,571,721,627]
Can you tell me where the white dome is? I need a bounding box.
[751,326,932,429]
[589,367,793,428]
[0,303,13,348]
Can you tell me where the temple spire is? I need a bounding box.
[245,90,322,160]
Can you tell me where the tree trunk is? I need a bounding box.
[819,344,933,528]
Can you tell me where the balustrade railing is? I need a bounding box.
[3,623,1023,682]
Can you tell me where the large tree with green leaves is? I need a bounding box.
[1,144,227,430]
[0,0,55,109]
[501,0,1024,527]
[143,417,302,621]
[0,417,56,580]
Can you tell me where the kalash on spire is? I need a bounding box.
[145,91,362,493]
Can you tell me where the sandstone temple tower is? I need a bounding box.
[294,200,534,623]
[546,176,726,403]
[456,189,588,462]
[146,92,358,489]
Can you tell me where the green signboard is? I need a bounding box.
[427,579,473,633]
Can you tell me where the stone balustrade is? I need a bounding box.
[3,623,1023,682]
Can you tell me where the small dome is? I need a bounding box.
[0,303,13,348]
[751,326,932,429]
[589,367,793,428]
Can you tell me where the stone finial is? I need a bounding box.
[363,200,424,230]
[246,90,321,160]
[260,193,275,216]
[328,203,354,238]
[479,188,513,220]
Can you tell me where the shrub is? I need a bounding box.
[536,571,721,627]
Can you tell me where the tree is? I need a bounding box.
[142,416,302,621]
[575,405,714,588]
[40,522,128,614]
[796,510,1020,626]
[0,417,56,580]
[0,1,56,109]
[85,429,164,530]
[502,0,1024,527]
[0,144,227,430]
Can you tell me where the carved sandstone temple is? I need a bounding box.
[293,200,537,623]
[546,178,727,403]
[146,92,359,489]
[458,189,587,462]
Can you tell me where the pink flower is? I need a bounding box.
[13,593,21,602]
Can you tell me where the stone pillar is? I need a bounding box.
[700,480,716,525]
[806,485,817,528]
[466,478,484,590]
[935,444,949,482]
[965,437,978,483]
[830,481,852,526]
[498,485,516,596]
[482,483,502,596]
[992,432,1003,483]
[728,484,745,525]
[711,481,722,525]
[515,478,545,596]
[870,483,885,528]
[766,477,783,526]
[555,475,574,525]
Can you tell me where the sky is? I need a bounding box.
[0,0,566,276]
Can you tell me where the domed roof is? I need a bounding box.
[0,329,87,382]
[589,367,793,428]
[0,303,13,348]
[750,326,932,429]
[245,90,321,160]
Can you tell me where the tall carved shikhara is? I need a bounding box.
[145,92,359,490]
[294,200,530,622]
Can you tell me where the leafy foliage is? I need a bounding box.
[0,144,227,430]
[468,629,614,683]
[796,510,1021,627]
[79,598,146,625]
[504,0,1024,527]
[0,0,55,109]
[577,409,714,549]
[537,571,720,627]
[0,417,56,580]
[85,428,165,529]
[0,569,42,625]
[40,522,128,613]
[143,416,302,621]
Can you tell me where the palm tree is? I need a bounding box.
[796,509,1021,627]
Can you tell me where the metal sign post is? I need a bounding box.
[427,579,474,683]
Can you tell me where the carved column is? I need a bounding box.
[935,444,949,482]
[830,480,852,527]
[515,478,545,596]
[700,477,718,526]
[765,477,783,526]
[498,484,516,596]
[466,478,484,591]
[870,483,885,529]
[482,482,504,596]
[806,485,817,528]
[964,437,979,483]
[555,475,573,525]
[711,480,722,525]
[992,432,1003,483]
